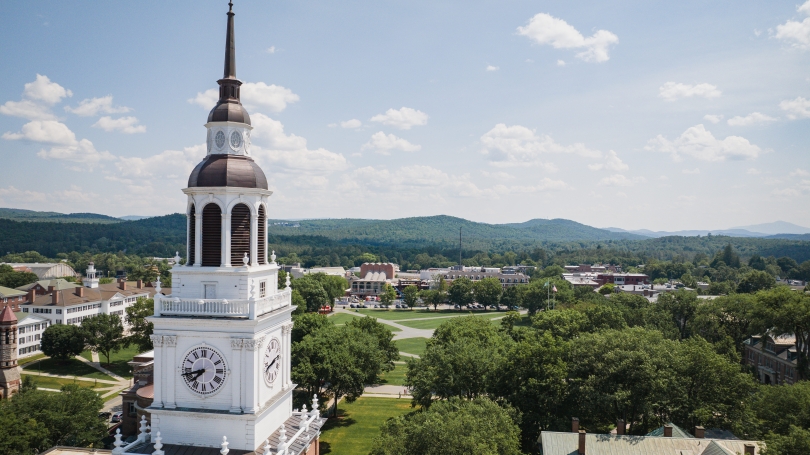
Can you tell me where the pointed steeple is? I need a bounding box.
[208,0,251,125]
[223,1,236,80]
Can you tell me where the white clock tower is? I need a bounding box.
[144,3,323,453]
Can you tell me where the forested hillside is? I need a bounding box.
[0,208,122,224]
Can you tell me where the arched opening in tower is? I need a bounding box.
[230,203,251,265]
[201,203,222,267]
[258,205,267,264]
[188,204,196,266]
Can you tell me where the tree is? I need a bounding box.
[369,398,522,455]
[692,293,759,356]
[291,312,330,344]
[307,273,348,303]
[756,287,810,380]
[500,284,525,309]
[125,297,154,352]
[538,265,565,279]
[291,276,330,312]
[473,277,502,309]
[40,324,84,361]
[447,277,474,307]
[658,289,700,340]
[500,311,522,332]
[347,316,399,372]
[531,309,588,340]
[81,314,124,365]
[401,285,419,308]
[380,283,397,306]
[277,270,288,290]
[737,270,776,294]
[598,283,615,295]
[762,426,810,455]
[751,381,810,438]
[0,265,38,289]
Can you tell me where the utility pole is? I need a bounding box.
[459,226,462,267]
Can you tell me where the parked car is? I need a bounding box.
[98,411,112,420]
[111,412,123,423]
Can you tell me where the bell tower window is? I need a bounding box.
[187,204,196,266]
[257,205,267,264]
[201,203,222,267]
[230,203,251,265]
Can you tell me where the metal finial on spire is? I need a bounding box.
[223,0,237,79]
[228,1,233,12]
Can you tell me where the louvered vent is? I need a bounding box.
[258,205,267,264]
[231,203,251,265]
[201,203,222,267]
[187,205,196,266]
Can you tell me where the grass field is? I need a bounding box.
[396,313,506,330]
[319,397,415,455]
[99,345,142,378]
[395,338,428,357]
[22,374,109,390]
[355,309,464,321]
[22,358,115,381]
[329,313,401,332]
[80,350,94,361]
[18,353,46,366]
[378,363,408,386]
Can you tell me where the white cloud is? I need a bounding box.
[790,168,810,177]
[517,13,618,62]
[362,132,421,154]
[481,171,515,180]
[645,124,762,162]
[2,120,77,145]
[682,168,701,174]
[65,96,131,117]
[23,74,72,105]
[370,107,429,130]
[0,99,55,121]
[556,60,566,66]
[37,138,114,165]
[727,112,778,126]
[588,150,628,171]
[775,1,810,49]
[116,144,205,180]
[339,119,362,129]
[703,114,724,124]
[779,96,810,119]
[92,116,146,134]
[250,113,347,174]
[486,65,499,72]
[267,46,276,54]
[189,82,299,112]
[598,174,645,187]
[747,168,761,175]
[480,123,601,167]
[0,185,98,207]
[659,82,721,101]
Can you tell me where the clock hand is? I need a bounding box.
[181,368,206,377]
[265,355,280,372]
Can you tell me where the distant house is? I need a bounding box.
[596,273,649,286]
[441,267,529,289]
[744,334,798,385]
[0,286,28,312]
[350,263,396,298]
[15,312,50,358]
[3,262,77,279]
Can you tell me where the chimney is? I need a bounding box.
[51,290,59,305]
[27,289,35,304]
[48,285,55,294]
[75,287,84,298]
[744,444,755,455]
[616,419,625,435]
[119,281,127,291]
[694,426,705,439]
[578,430,586,455]
[572,417,579,433]
[663,425,673,437]
[137,279,143,289]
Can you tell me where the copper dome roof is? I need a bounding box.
[188,154,268,189]
[208,100,251,125]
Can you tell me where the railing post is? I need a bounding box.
[154,295,162,317]
[249,299,256,319]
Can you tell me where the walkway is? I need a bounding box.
[332,307,433,342]
[21,354,132,406]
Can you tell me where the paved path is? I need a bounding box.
[333,307,433,341]
[75,355,127,381]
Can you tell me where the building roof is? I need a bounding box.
[16,279,80,292]
[646,423,694,439]
[14,312,48,325]
[22,282,159,308]
[3,262,78,279]
[0,305,17,323]
[187,154,268,189]
[0,285,26,298]
[540,431,761,455]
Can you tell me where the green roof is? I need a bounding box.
[646,423,694,439]
[0,285,26,297]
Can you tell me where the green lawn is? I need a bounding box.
[378,363,408,386]
[319,397,414,455]
[98,344,142,378]
[395,338,428,357]
[329,313,401,332]
[22,358,115,381]
[18,353,46,366]
[80,350,94,361]
[22,374,109,391]
[356,309,465,321]
[397,313,505,330]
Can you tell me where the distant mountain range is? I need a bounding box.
[603,220,810,240]
[0,208,152,224]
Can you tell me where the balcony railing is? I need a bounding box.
[155,289,291,319]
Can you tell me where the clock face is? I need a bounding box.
[215,131,226,149]
[181,346,227,395]
[263,337,282,385]
[230,131,243,150]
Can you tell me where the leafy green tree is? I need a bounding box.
[473,277,502,308]
[532,309,588,340]
[370,398,522,455]
[419,289,440,311]
[538,265,565,279]
[406,317,509,407]
[40,324,84,361]
[0,264,38,289]
[380,283,397,306]
[291,312,330,344]
[737,270,776,293]
[776,257,799,277]
[347,316,399,371]
[80,314,124,365]
[755,287,810,380]
[692,293,759,356]
[125,297,154,352]
[598,283,615,295]
[658,289,700,340]
[291,275,330,312]
[307,273,348,303]
[447,277,474,307]
[500,311,522,332]
[277,270,288,290]
[762,425,810,455]
[0,400,48,455]
[500,284,525,309]
[401,285,419,308]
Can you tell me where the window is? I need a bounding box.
[22,308,28,313]
[260,281,267,298]
[128,402,136,416]
[204,284,217,299]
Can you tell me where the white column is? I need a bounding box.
[230,338,243,413]
[150,335,164,406]
[163,336,177,409]
[244,339,258,412]
[250,211,258,267]
[222,212,231,267]
[194,210,202,267]
[283,323,293,388]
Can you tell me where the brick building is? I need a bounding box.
[744,334,798,385]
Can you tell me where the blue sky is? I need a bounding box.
[1,1,809,230]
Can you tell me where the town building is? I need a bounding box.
[563,264,622,274]
[562,273,601,289]
[97,4,325,454]
[744,334,798,385]
[349,263,396,298]
[119,351,155,438]
[595,273,649,286]
[0,285,28,312]
[441,267,530,288]
[4,262,78,279]
[0,306,21,399]
[16,312,50,358]
[541,420,761,455]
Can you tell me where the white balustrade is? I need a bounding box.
[157,289,291,319]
